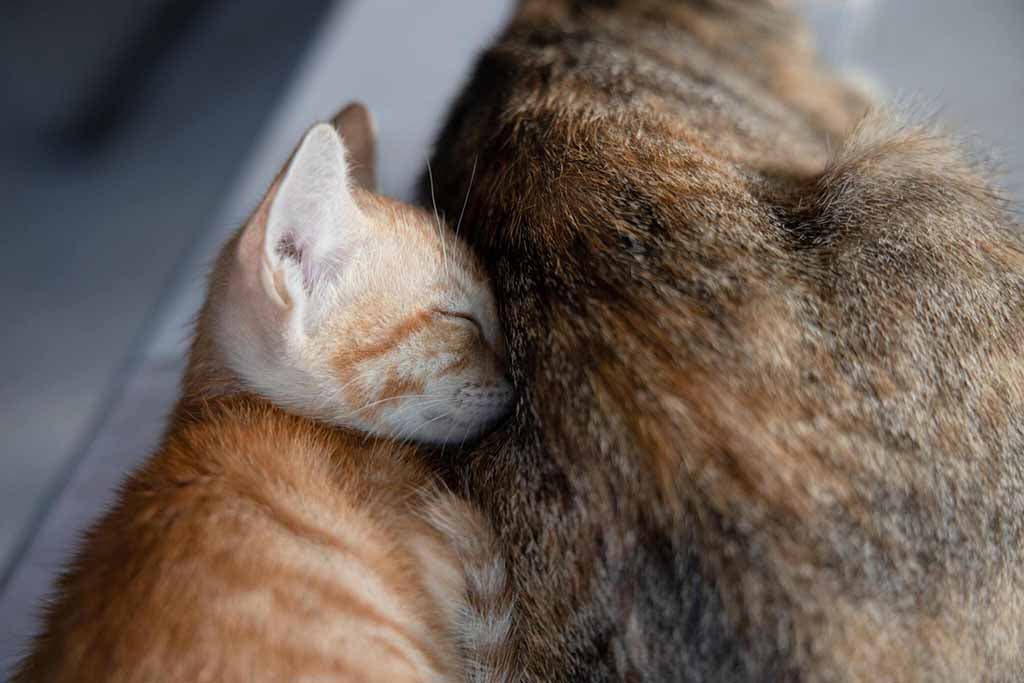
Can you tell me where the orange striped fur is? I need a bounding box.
[15,105,516,682]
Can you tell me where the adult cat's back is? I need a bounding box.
[430,1,1024,680]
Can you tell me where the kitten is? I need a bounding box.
[427,1,1024,681]
[14,104,514,682]
[212,109,511,444]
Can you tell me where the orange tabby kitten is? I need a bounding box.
[14,104,514,682]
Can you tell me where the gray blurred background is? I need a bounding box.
[0,0,332,565]
[0,0,1022,664]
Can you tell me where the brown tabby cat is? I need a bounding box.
[426,0,1024,680]
[14,106,515,682]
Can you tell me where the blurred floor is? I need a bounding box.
[0,1,331,570]
[0,0,1022,609]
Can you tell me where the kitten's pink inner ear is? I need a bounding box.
[332,102,378,191]
[261,123,359,303]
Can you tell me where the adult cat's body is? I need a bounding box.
[15,112,514,682]
[428,1,1024,680]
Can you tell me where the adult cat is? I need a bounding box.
[428,0,1024,680]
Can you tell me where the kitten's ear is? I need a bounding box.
[255,123,364,314]
[332,102,377,191]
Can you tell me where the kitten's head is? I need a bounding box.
[215,103,511,444]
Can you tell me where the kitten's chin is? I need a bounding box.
[392,414,497,447]
[377,397,512,446]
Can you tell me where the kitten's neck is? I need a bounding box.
[175,283,251,418]
[175,228,254,406]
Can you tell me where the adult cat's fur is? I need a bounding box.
[427,1,1024,680]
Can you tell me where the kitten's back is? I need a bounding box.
[14,397,510,682]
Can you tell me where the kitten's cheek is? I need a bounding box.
[420,407,447,422]
[463,383,515,432]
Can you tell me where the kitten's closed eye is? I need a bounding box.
[390,306,510,443]
[433,309,484,334]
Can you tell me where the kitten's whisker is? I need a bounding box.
[380,397,452,430]
[458,422,473,451]
[350,392,446,416]
[400,410,456,442]
[376,397,452,426]
[327,373,366,403]
[426,159,450,279]
[455,156,478,242]
[440,416,459,459]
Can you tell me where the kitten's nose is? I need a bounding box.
[495,377,514,408]
[489,331,509,368]
[492,339,509,376]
